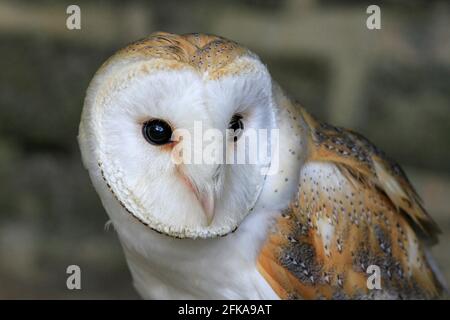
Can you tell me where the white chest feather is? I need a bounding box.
[102,185,280,299]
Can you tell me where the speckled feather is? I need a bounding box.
[258,107,443,299]
[99,32,250,79]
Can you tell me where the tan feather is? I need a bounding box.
[257,106,443,299]
[99,32,250,78]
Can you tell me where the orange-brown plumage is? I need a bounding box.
[258,106,443,299]
[100,32,250,78]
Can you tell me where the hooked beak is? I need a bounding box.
[178,171,216,226]
[194,187,215,226]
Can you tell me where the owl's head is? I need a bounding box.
[79,32,277,238]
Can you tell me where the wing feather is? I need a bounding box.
[258,108,443,299]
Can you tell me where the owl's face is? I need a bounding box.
[79,33,276,238]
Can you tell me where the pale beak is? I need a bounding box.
[195,187,215,226]
[179,169,220,226]
[179,171,216,225]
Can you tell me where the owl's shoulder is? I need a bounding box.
[299,109,439,241]
[256,108,444,299]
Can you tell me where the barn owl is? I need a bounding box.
[78,32,446,299]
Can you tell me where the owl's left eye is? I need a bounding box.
[142,119,173,145]
[228,114,244,142]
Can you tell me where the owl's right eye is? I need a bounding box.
[142,119,173,145]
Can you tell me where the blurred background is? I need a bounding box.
[0,0,449,299]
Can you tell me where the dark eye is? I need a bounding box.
[142,119,173,145]
[228,114,244,142]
